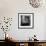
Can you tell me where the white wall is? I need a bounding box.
[0,0,46,40]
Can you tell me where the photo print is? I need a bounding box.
[18,13,34,29]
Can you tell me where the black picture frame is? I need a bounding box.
[18,13,34,29]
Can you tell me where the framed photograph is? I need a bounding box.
[18,13,34,29]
